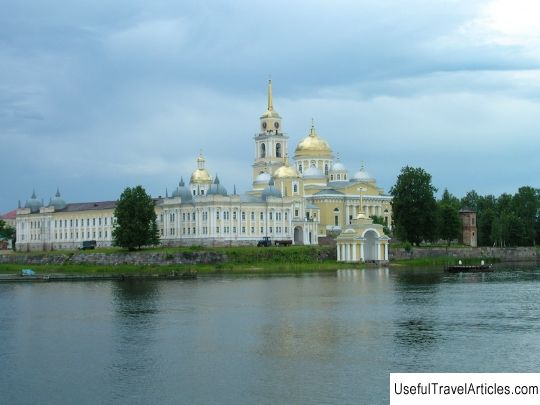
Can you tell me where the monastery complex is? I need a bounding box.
[14,81,392,261]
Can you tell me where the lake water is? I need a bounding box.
[1,264,540,404]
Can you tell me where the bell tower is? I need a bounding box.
[252,80,289,182]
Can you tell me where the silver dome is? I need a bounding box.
[50,188,67,210]
[303,166,325,178]
[172,177,192,201]
[331,162,347,172]
[207,175,228,196]
[255,172,271,184]
[353,167,373,181]
[25,190,43,213]
[261,178,282,200]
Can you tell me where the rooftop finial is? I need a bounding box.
[310,120,317,137]
[197,151,205,169]
[55,187,61,197]
[166,187,169,198]
[267,79,273,111]
[31,189,36,199]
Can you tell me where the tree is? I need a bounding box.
[0,219,16,248]
[390,166,437,245]
[370,215,391,236]
[112,186,160,251]
[512,186,539,246]
[437,189,461,246]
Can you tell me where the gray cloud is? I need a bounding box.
[1,0,540,212]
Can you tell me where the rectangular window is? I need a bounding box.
[251,212,255,220]
[233,212,237,220]
[260,227,264,233]
[295,209,299,217]
[269,227,273,233]
[233,226,236,233]
[216,226,220,233]
[242,226,246,234]
[105,218,108,226]
[99,231,102,238]
[216,212,220,220]
[87,219,90,226]
[70,219,73,227]
[98,218,102,226]
[241,212,246,220]
[87,231,90,238]
[92,218,95,226]
[260,212,264,220]
[192,212,195,221]
[269,212,273,220]
[251,226,254,234]
[285,212,288,220]
[193,227,196,235]
[105,230,108,238]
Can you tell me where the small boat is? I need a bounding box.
[446,264,494,273]
[21,269,36,277]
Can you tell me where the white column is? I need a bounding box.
[376,242,381,260]
[384,243,388,261]
[337,243,341,261]
[352,243,357,262]
[360,242,364,262]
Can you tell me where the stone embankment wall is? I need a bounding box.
[0,251,226,266]
[390,246,537,261]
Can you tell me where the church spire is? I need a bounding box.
[267,79,273,111]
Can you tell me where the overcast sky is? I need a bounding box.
[2,0,540,213]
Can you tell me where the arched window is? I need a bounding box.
[331,175,334,180]
[261,143,266,158]
[324,164,329,175]
[298,163,303,173]
[337,174,341,180]
[334,208,340,226]
[293,184,298,193]
[276,143,282,158]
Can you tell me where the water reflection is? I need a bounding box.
[108,281,161,401]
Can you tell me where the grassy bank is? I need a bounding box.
[1,245,370,275]
[0,261,365,275]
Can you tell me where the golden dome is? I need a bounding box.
[273,157,299,178]
[190,169,212,184]
[294,125,332,158]
[261,109,281,119]
[190,152,212,184]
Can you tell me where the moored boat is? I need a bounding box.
[446,264,494,273]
